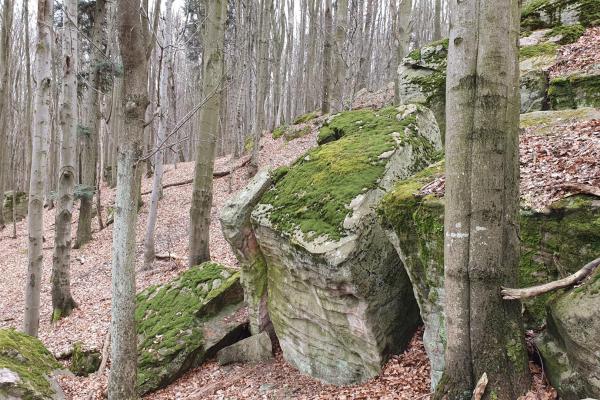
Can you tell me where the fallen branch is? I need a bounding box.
[562,182,600,197]
[97,330,110,376]
[471,373,488,400]
[155,252,186,262]
[140,155,251,196]
[501,256,600,300]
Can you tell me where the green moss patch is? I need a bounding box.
[0,328,62,399]
[545,23,585,44]
[258,106,441,241]
[136,262,242,394]
[272,125,288,140]
[549,74,600,109]
[70,342,100,376]
[293,111,319,125]
[520,42,559,59]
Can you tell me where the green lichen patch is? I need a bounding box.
[545,23,585,44]
[293,111,319,125]
[549,74,600,109]
[0,328,62,399]
[135,262,241,394]
[519,42,559,59]
[259,106,440,241]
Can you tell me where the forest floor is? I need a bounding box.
[3,93,599,398]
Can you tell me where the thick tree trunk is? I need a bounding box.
[25,0,53,337]
[51,0,78,322]
[435,0,530,399]
[108,0,149,397]
[144,0,174,269]
[75,0,106,249]
[188,0,226,266]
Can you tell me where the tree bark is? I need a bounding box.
[394,0,412,105]
[144,0,174,270]
[51,0,78,322]
[321,0,333,114]
[188,0,227,266]
[435,0,530,398]
[331,0,347,112]
[75,0,106,249]
[108,0,149,397]
[0,0,14,230]
[25,0,53,337]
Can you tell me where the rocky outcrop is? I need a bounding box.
[217,331,273,365]
[246,104,442,385]
[221,171,273,335]
[521,0,600,31]
[0,328,66,400]
[378,163,600,391]
[135,262,248,395]
[536,271,600,399]
[548,73,600,109]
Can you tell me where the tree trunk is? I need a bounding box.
[331,0,347,112]
[144,0,174,269]
[75,0,106,249]
[25,0,53,337]
[321,0,333,114]
[0,0,14,231]
[435,0,530,399]
[108,0,149,397]
[51,0,78,322]
[394,0,412,105]
[188,0,227,266]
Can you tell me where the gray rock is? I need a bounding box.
[217,332,273,365]
[220,170,273,334]
[248,104,442,385]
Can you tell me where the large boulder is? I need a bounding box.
[548,73,600,110]
[221,171,273,335]
[520,0,600,31]
[247,104,442,385]
[378,162,600,391]
[536,273,600,399]
[0,329,66,400]
[217,331,273,365]
[135,262,248,395]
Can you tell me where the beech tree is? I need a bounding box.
[109,0,149,396]
[24,0,53,337]
[188,0,227,266]
[51,0,78,321]
[0,0,14,231]
[435,0,530,399]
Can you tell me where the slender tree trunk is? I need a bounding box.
[435,0,530,398]
[51,0,78,321]
[75,0,106,249]
[144,0,174,269]
[0,0,14,231]
[394,0,412,105]
[25,0,53,337]
[321,0,333,114]
[188,0,227,266]
[23,0,33,192]
[433,0,442,40]
[331,0,347,112]
[108,0,149,397]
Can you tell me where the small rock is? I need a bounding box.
[217,331,273,365]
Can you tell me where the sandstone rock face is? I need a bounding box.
[135,262,248,395]
[249,104,442,385]
[217,331,273,365]
[221,171,273,334]
[379,162,600,392]
[549,73,600,110]
[536,274,600,400]
[0,328,66,400]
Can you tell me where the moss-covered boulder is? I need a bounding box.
[536,270,600,399]
[247,104,442,385]
[378,163,600,390]
[2,191,28,223]
[69,342,100,377]
[548,73,600,110]
[135,262,248,395]
[0,328,65,400]
[397,39,448,139]
[521,0,600,31]
[220,171,273,335]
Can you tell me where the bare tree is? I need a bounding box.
[108,0,149,396]
[188,0,227,266]
[51,0,78,322]
[435,0,530,398]
[321,0,333,114]
[0,0,14,231]
[24,0,53,337]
